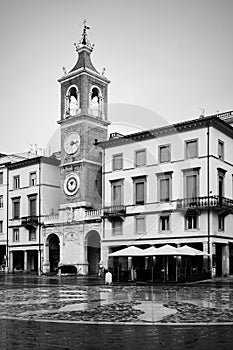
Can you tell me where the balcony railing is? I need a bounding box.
[21,216,39,229]
[103,205,126,219]
[177,195,233,211]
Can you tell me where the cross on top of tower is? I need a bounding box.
[74,19,94,51]
[81,19,90,45]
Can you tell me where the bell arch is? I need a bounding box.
[89,85,103,117]
[86,230,101,275]
[65,85,80,117]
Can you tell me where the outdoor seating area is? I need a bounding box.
[108,245,210,283]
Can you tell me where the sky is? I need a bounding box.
[0,0,233,154]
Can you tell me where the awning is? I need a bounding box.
[141,246,158,256]
[176,245,209,256]
[108,246,143,257]
[150,244,180,256]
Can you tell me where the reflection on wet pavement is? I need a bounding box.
[1,276,233,323]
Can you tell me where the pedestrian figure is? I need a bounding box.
[105,270,112,285]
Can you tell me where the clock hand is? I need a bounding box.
[70,140,79,146]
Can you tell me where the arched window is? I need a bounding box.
[65,86,79,117]
[89,86,102,117]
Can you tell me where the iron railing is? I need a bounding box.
[177,195,233,211]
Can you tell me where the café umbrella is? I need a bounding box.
[108,245,143,281]
[176,245,209,256]
[145,244,182,282]
[142,246,159,281]
[108,245,143,257]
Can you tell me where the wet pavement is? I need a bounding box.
[1,274,233,324]
[1,274,233,349]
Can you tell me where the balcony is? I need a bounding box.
[21,216,39,229]
[103,205,126,220]
[177,195,233,213]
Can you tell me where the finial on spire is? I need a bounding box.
[81,19,90,45]
[74,19,94,51]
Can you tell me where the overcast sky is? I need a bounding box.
[0,0,233,154]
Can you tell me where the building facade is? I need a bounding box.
[100,113,233,280]
[8,155,60,273]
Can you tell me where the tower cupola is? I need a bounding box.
[58,20,110,122]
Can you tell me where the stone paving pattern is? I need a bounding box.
[1,275,233,324]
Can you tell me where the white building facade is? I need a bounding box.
[100,114,233,280]
[7,156,60,273]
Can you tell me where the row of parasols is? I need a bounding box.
[108,244,210,282]
[108,244,209,257]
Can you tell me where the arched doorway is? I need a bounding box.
[48,234,60,273]
[86,231,100,275]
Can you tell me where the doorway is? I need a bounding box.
[87,231,100,275]
[48,234,60,273]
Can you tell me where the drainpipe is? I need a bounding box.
[102,148,106,240]
[207,123,211,276]
[38,160,42,276]
[6,166,9,273]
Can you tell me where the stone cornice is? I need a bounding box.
[7,156,60,170]
[57,113,110,127]
[99,115,233,149]
[58,67,110,84]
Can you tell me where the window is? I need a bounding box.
[183,168,200,199]
[185,213,198,230]
[111,180,123,206]
[135,216,145,234]
[218,215,225,231]
[159,215,170,231]
[13,228,19,242]
[157,172,172,202]
[133,177,146,205]
[29,228,36,241]
[218,169,226,201]
[0,221,3,233]
[112,154,123,171]
[159,145,170,163]
[185,139,198,159]
[112,220,123,235]
[135,149,146,167]
[0,195,3,208]
[218,140,224,160]
[30,172,37,186]
[0,172,3,185]
[186,174,198,198]
[160,178,170,202]
[13,175,20,190]
[28,195,37,216]
[12,198,20,219]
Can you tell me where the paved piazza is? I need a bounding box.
[1,275,233,324]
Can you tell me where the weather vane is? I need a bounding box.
[74,19,94,51]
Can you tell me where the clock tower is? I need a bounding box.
[58,22,110,210]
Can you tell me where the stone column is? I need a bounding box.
[211,243,216,277]
[42,241,50,274]
[203,242,210,275]
[59,236,63,265]
[24,251,28,272]
[222,243,230,276]
[101,246,110,270]
[9,251,13,273]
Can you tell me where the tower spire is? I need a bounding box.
[74,19,94,51]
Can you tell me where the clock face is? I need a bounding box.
[64,132,80,155]
[64,173,80,196]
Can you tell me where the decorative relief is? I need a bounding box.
[66,207,74,221]
[64,231,79,242]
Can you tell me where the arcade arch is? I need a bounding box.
[86,230,101,275]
